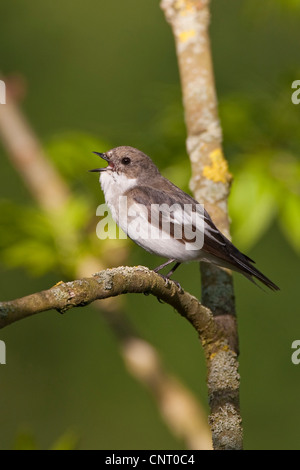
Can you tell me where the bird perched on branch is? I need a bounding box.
[90,146,279,291]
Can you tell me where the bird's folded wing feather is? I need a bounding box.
[125,186,279,290]
[125,185,231,251]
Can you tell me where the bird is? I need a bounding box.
[90,146,279,291]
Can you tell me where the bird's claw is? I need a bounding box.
[157,273,183,293]
[173,280,184,293]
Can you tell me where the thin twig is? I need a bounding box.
[0,76,70,210]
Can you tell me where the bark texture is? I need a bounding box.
[161,0,243,449]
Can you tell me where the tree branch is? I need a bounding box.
[0,266,215,333]
[0,265,240,449]
[161,0,243,449]
[0,79,213,449]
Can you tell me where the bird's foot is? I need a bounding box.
[157,273,184,294]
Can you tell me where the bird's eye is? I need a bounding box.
[121,157,131,165]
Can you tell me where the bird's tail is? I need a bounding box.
[229,249,280,291]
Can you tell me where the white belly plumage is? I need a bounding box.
[100,170,205,262]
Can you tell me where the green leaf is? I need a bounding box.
[47,132,111,174]
[278,191,300,253]
[2,239,57,275]
[229,157,277,250]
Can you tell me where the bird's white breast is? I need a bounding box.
[99,170,207,262]
[100,171,138,223]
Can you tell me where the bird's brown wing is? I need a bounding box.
[126,185,279,290]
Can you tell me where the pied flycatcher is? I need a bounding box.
[90,146,279,291]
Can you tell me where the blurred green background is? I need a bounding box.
[0,0,300,450]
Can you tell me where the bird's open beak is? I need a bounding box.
[89,152,110,172]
